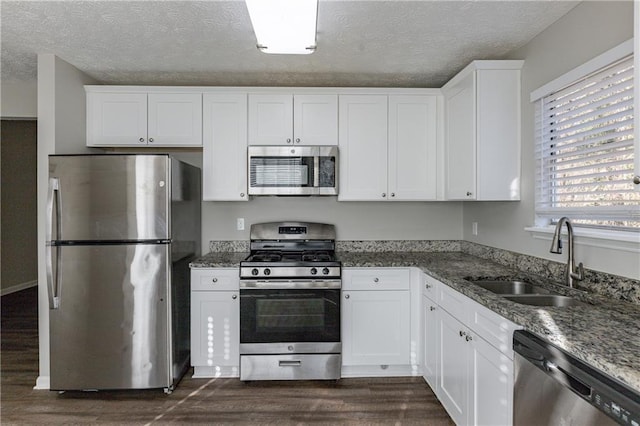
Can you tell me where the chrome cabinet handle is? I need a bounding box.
[286,138,292,143]
[382,193,386,198]
[149,137,154,143]
[430,306,436,311]
[345,294,350,299]
[466,191,473,196]
[232,294,238,300]
[240,193,245,197]
[634,176,640,185]
[212,277,218,283]
[373,278,379,283]
[295,138,301,143]
[425,283,432,289]
[391,193,395,197]
[465,335,473,342]
[139,137,145,143]
[459,330,466,337]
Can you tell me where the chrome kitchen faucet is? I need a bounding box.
[549,217,585,288]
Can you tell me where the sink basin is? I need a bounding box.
[469,280,551,295]
[503,295,588,307]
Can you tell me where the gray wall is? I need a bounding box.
[202,198,464,246]
[1,120,38,292]
[462,1,638,279]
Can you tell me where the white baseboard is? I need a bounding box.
[34,375,50,390]
[1,280,37,296]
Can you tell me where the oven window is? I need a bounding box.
[240,289,340,343]
[249,157,314,187]
[256,299,325,328]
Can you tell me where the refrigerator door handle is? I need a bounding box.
[47,178,61,309]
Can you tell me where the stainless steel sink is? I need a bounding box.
[503,295,588,307]
[468,280,551,295]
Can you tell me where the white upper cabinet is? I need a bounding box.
[442,61,523,200]
[338,95,389,200]
[388,95,438,200]
[147,93,202,146]
[339,94,439,201]
[86,89,202,147]
[202,93,248,201]
[86,92,147,146]
[248,93,338,145]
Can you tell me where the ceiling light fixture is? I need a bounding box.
[245,0,318,55]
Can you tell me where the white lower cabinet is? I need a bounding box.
[420,274,440,394]
[439,308,471,425]
[341,268,412,376]
[433,277,519,426]
[190,268,240,378]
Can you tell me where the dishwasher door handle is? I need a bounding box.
[542,360,592,398]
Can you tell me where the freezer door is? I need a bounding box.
[49,155,170,241]
[49,244,171,390]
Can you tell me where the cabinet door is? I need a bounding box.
[87,92,147,146]
[445,72,476,200]
[338,95,388,201]
[470,334,514,426]
[388,95,438,200]
[476,69,521,200]
[342,290,410,366]
[147,93,202,146]
[293,94,338,145]
[248,94,293,145]
[438,308,470,426]
[190,291,240,368]
[202,93,248,201]
[422,295,439,393]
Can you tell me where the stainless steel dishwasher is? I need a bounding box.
[513,330,640,426]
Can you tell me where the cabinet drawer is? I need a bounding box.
[469,301,520,359]
[422,273,439,299]
[343,268,411,291]
[437,282,471,324]
[191,268,239,291]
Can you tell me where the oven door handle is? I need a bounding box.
[240,280,341,290]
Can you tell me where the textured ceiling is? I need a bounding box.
[1,0,578,88]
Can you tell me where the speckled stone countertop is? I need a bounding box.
[190,250,640,394]
[190,251,249,268]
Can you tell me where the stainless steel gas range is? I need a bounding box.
[239,222,341,381]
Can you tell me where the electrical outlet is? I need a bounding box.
[472,222,478,236]
[237,218,245,231]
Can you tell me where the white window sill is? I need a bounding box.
[525,226,640,253]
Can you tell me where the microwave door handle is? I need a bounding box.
[313,155,320,188]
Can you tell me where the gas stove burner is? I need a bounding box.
[240,222,341,280]
[247,252,283,262]
[302,252,334,262]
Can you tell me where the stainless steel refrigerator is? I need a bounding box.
[46,154,200,392]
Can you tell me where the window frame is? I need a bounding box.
[529,39,638,239]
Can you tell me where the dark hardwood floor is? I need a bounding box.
[1,287,454,425]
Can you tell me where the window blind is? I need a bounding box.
[535,55,639,229]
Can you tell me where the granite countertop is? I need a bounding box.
[190,250,640,394]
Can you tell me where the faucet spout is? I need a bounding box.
[549,217,585,288]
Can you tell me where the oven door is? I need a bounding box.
[239,282,340,354]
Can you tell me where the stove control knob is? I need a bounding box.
[251,268,259,276]
[322,267,330,275]
[264,268,271,276]
[310,267,318,275]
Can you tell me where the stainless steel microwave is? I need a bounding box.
[248,146,338,196]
